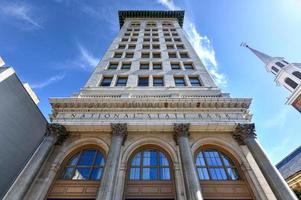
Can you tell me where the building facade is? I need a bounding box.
[243,44,301,113]
[4,11,298,200]
[277,146,301,193]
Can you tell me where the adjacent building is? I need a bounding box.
[244,44,301,112]
[277,146,301,193]
[0,67,47,199]
[4,10,298,200]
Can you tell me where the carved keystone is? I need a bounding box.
[46,123,69,145]
[232,123,256,145]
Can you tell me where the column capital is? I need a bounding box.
[46,123,69,145]
[173,123,190,144]
[232,123,257,145]
[111,123,127,143]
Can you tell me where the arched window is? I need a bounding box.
[129,149,171,181]
[60,149,105,180]
[196,149,240,181]
[285,77,298,89]
[292,71,301,80]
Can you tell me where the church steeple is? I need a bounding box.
[242,43,301,113]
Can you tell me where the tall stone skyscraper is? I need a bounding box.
[5,10,297,200]
[244,44,301,113]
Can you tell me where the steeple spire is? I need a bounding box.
[241,43,274,65]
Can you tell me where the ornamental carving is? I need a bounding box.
[232,123,256,145]
[111,123,128,144]
[173,123,190,144]
[46,123,69,145]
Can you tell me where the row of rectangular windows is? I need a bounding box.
[112,51,189,59]
[125,28,177,33]
[100,76,202,87]
[121,37,182,43]
[106,61,194,70]
[124,32,179,37]
[130,22,174,27]
[117,43,185,50]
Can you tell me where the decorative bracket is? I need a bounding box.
[46,123,69,145]
[232,123,256,145]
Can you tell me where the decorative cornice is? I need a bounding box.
[46,123,69,145]
[173,123,190,144]
[111,123,128,144]
[232,123,256,145]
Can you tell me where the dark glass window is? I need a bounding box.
[129,149,171,181]
[128,44,136,49]
[152,44,160,49]
[144,33,150,36]
[124,33,130,36]
[114,52,122,58]
[116,77,128,86]
[132,33,138,37]
[152,52,161,58]
[145,28,150,32]
[121,62,131,70]
[271,66,279,73]
[121,38,128,42]
[167,44,174,49]
[153,63,162,70]
[283,60,289,64]
[138,77,149,86]
[108,62,118,70]
[125,52,134,58]
[292,71,301,80]
[60,149,105,180]
[174,38,181,42]
[100,77,112,87]
[174,77,186,86]
[165,38,172,42]
[180,52,189,58]
[141,52,150,58]
[130,38,137,42]
[140,63,149,70]
[118,44,126,49]
[144,38,150,42]
[285,77,298,89]
[276,62,285,68]
[143,44,150,49]
[189,77,202,86]
[196,149,240,181]
[168,52,177,59]
[153,77,164,86]
[171,63,181,70]
[177,44,185,49]
[184,63,194,70]
[164,33,170,37]
[152,38,159,42]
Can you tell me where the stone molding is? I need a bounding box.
[46,123,69,145]
[173,123,190,144]
[111,123,128,144]
[232,123,257,145]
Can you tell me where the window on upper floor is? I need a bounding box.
[132,33,139,37]
[144,38,150,42]
[141,52,150,58]
[144,33,150,37]
[168,52,177,59]
[171,63,181,70]
[166,44,174,49]
[140,62,150,70]
[152,52,161,58]
[145,28,150,32]
[127,28,132,32]
[174,38,181,42]
[108,62,118,70]
[189,76,202,86]
[118,44,126,49]
[152,33,158,37]
[184,63,194,70]
[134,28,140,32]
[152,28,158,32]
[121,38,129,42]
[164,33,170,37]
[174,77,186,86]
[180,52,189,58]
[276,62,285,68]
[172,33,178,37]
[116,76,128,86]
[100,76,113,87]
[176,44,185,49]
[130,37,138,42]
[152,44,160,49]
[146,22,156,27]
[285,77,298,89]
[165,38,172,42]
[292,71,301,80]
[271,66,279,73]
[153,77,164,86]
[152,38,159,42]
[121,62,131,70]
[113,52,123,58]
[143,44,150,49]
[125,52,134,58]
[152,62,162,70]
[138,77,149,86]
[124,33,130,37]
[131,22,140,27]
[128,44,136,50]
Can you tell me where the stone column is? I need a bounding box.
[174,123,204,200]
[3,123,68,200]
[233,123,297,200]
[96,123,127,200]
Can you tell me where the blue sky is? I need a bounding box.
[0,0,300,164]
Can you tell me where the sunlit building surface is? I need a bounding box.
[4,10,298,200]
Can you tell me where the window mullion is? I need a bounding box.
[219,152,231,180]
[202,151,212,180]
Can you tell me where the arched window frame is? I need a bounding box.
[195,146,241,181]
[59,147,106,181]
[292,71,301,80]
[127,146,173,181]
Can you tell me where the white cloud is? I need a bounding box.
[77,44,99,68]
[31,74,65,89]
[157,0,227,87]
[264,108,289,129]
[0,3,42,29]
